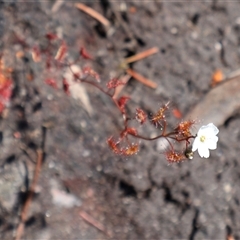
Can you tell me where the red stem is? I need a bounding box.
[129,131,195,143]
[165,137,174,151]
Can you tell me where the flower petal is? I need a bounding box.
[207,123,219,135]
[203,148,210,158]
[209,135,218,143]
[193,123,219,158]
[198,123,219,137]
[197,125,208,135]
[206,139,217,150]
[192,137,200,152]
[198,144,210,158]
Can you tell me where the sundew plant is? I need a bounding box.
[7,33,219,164]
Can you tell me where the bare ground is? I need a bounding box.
[0,1,240,239]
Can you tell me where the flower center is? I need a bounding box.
[200,135,206,142]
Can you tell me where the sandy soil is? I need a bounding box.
[0,1,240,239]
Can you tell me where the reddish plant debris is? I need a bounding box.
[45,57,52,70]
[13,131,21,139]
[0,80,12,103]
[0,61,13,113]
[45,32,58,41]
[26,70,34,81]
[16,51,25,59]
[80,47,94,60]
[63,78,70,95]
[0,102,4,113]
[211,69,224,87]
[55,41,67,61]
[31,46,41,62]
[129,6,137,13]
[45,78,58,89]
[172,108,182,119]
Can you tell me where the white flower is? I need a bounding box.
[192,123,219,158]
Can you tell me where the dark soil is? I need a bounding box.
[0,1,240,239]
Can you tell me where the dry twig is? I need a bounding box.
[51,0,64,13]
[126,68,157,89]
[79,210,112,237]
[125,47,159,64]
[75,3,110,28]
[117,47,159,89]
[14,149,43,240]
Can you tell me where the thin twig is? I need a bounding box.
[75,3,110,28]
[126,68,157,89]
[14,149,43,240]
[79,210,112,237]
[125,47,159,64]
[51,0,64,13]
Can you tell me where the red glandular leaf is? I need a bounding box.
[150,102,170,127]
[106,78,125,89]
[82,66,100,82]
[175,120,195,139]
[165,149,186,163]
[126,127,137,136]
[122,143,139,156]
[135,108,147,124]
[118,96,130,114]
[120,127,137,138]
[107,137,121,154]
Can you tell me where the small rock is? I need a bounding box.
[51,188,82,208]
